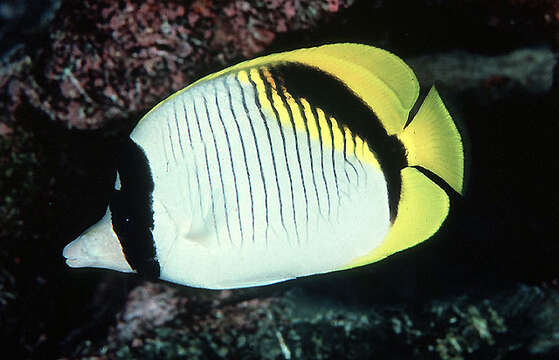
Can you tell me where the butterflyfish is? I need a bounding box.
[63,43,465,289]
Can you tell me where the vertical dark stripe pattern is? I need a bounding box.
[173,100,185,157]
[181,97,201,216]
[325,113,341,208]
[193,96,219,244]
[216,80,244,245]
[236,74,270,244]
[166,115,177,163]
[261,69,299,244]
[275,82,309,241]
[310,104,331,218]
[209,84,234,246]
[295,97,321,219]
[250,70,289,240]
[224,78,254,245]
[266,63,407,221]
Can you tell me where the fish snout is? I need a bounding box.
[62,208,133,273]
[63,236,90,268]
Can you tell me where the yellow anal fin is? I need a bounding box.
[398,87,464,195]
[344,167,449,268]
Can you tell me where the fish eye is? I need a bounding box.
[109,189,131,230]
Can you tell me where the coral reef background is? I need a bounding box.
[1,0,559,359]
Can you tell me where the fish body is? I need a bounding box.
[63,43,465,289]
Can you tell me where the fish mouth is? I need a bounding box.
[62,237,90,268]
[62,208,134,273]
[62,225,133,272]
[64,257,83,267]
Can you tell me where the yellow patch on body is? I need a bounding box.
[282,87,306,131]
[329,117,344,151]
[243,66,382,170]
[301,98,319,139]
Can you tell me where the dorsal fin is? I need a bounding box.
[144,43,419,134]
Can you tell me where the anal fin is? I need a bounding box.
[344,167,449,268]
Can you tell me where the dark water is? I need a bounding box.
[1,0,558,359]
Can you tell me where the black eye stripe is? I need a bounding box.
[110,138,160,279]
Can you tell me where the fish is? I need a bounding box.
[62,43,465,289]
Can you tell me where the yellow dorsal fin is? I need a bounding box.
[398,87,465,195]
[143,43,419,133]
[311,44,420,122]
[344,167,449,268]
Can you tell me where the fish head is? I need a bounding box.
[63,207,133,273]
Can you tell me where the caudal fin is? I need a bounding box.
[345,87,465,269]
[398,86,465,195]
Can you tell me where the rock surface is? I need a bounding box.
[0,0,355,131]
[67,282,559,359]
[1,1,559,359]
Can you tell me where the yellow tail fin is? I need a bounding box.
[398,86,465,195]
[344,86,464,269]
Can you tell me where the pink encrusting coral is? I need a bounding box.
[1,0,355,130]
